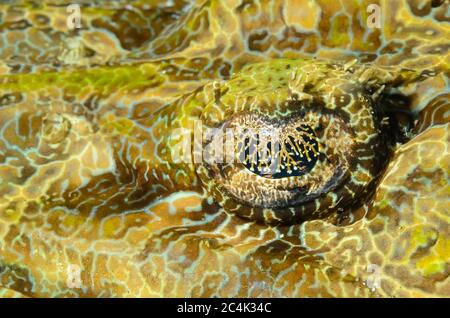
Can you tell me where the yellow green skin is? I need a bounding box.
[0,0,449,297]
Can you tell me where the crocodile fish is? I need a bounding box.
[0,0,448,297]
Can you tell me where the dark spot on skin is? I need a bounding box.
[34,14,50,26]
[63,93,76,103]
[84,47,96,58]
[304,83,314,92]
[7,19,32,30]
[214,85,221,104]
[219,62,231,77]
[179,69,198,80]
[276,27,306,51]
[359,53,378,63]
[0,93,23,106]
[431,0,445,7]
[318,153,326,162]
[0,264,33,297]
[408,0,433,16]
[335,94,351,107]
[380,41,403,55]
[235,0,255,13]
[248,30,270,52]
[92,9,153,50]
[84,94,103,111]
[290,92,299,100]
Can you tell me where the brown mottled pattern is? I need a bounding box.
[0,0,448,297]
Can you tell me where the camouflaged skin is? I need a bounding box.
[0,0,448,297]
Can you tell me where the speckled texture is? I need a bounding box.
[0,0,449,297]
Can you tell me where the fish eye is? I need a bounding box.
[238,122,320,179]
[195,60,392,225]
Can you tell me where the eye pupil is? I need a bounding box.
[240,124,320,179]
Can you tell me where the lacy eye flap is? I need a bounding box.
[238,122,320,179]
[196,59,392,225]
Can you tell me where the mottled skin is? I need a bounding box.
[0,0,449,297]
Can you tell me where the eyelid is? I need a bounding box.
[196,60,391,224]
